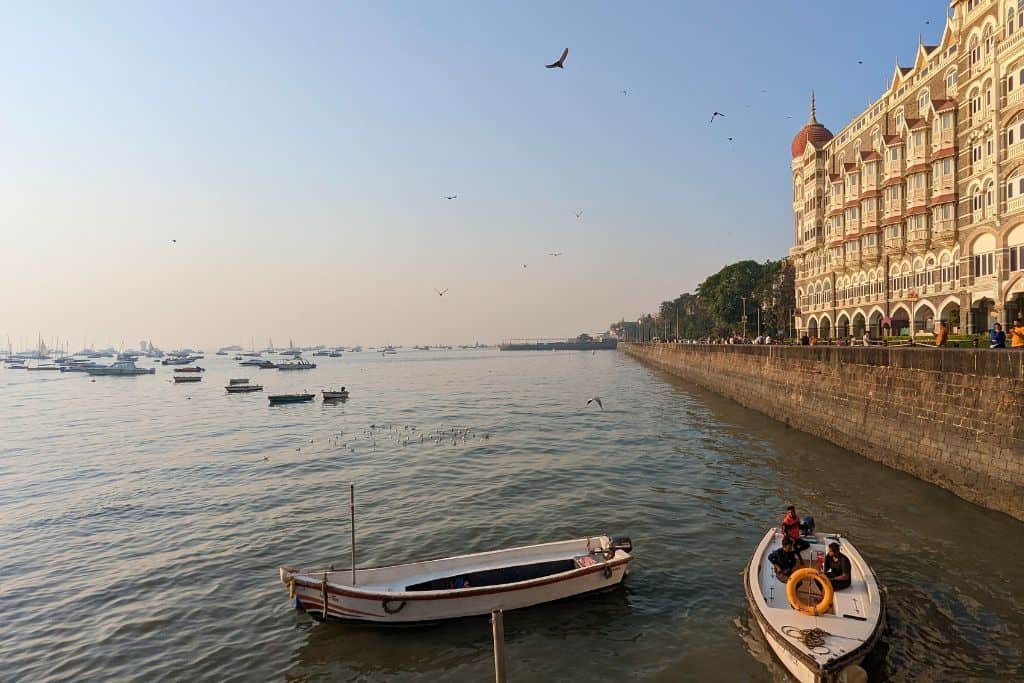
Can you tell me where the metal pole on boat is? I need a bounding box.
[350,483,357,586]
[491,609,507,683]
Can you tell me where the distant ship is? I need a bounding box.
[500,334,618,351]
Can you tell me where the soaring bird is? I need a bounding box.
[545,48,569,69]
[548,252,563,257]
[709,111,725,124]
[586,397,603,410]
[857,60,864,65]
[435,288,448,297]
[444,195,457,200]
[621,89,628,96]
[170,239,176,243]
[522,263,528,268]
[575,210,583,220]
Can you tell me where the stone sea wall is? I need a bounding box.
[622,343,1024,522]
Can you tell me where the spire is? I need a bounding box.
[809,91,818,125]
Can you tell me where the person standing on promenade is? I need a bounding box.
[862,330,871,346]
[800,334,809,346]
[935,321,948,348]
[990,323,1006,349]
[1011,319,1024,349]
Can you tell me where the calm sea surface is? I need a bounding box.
[1,349,1021,682]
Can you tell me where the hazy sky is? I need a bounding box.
[1,1,945,349]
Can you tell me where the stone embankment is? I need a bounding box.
[622,343,1024,522]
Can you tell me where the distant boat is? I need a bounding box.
[268,393,314,404]
[86,360,157,376]
[216,351,228,356]
[26,363,60,371]
[382,346,397,355]
[173,374,202,383]
[173,366,205,373]
[162,357,192,366]
[226,378,263,393]
[276,358,316,371]
[322,387,350,400]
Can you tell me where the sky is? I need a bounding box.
[0,1,950,349]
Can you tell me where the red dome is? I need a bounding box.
[791,122,834,157]
[791,92,833,158]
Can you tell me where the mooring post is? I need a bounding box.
[491,609,507,683]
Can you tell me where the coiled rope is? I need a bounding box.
[782,625,832,654]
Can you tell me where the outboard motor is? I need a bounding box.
[800,516,816,536]
[609,536,633,555]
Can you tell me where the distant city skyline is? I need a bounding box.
[0,1,949,347]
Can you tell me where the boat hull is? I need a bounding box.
[283,537,631,624]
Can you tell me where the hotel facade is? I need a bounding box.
[791,0,1024,339]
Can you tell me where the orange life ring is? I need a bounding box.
[786,567,833,616]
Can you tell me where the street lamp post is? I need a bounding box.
[741,297,748,341]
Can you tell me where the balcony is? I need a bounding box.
[999,28,1024,56]
[845,218,861,236]
[844,252,861,269]
[971,156,994,176]
[862,243,881,262]
[908,228,930,249]
[884,160,904,179]
[862,210,879,229]
[883,200,903,220]
[1006,87,1024,110]
[885,235,906,255]
[827,230,844,245]
[1008,195,1024,215]
[907,148,928,168]
[907,189,929,207]
[931,127,955,151]
[1007,143,1024,162]
[932,219,957,247]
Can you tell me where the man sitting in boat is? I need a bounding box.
[823,542,852,591]
[767,537,800,582]
[781,505,811,555]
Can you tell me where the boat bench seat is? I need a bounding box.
[404,559,577,591]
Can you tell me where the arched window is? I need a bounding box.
[969,37,980,68]
[984,26,993,58]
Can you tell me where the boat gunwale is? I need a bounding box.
[744,528,887,679]
[292,554,631,602]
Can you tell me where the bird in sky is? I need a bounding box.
[586,397,603,410]
[444,195,457,200]
[170,239,176,243]
[857,60,864,65]
[545,48,569,69]
[522,263,528,268]
[434,288,448,297]
[727,137,734,142]
[548,252,563,257]
[621,89,628,96]
[785,114,794,119]
[709,111,725,124]
[575,210,583,220]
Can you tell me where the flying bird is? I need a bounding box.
[727,137,734,142]
[522,263,528,268]
[444,195,457,200]
[548,252,563,257]
[434,288,448,297]
[857,60,864,65]
[170,239,176,243]
[575,210,583,220]
[709,111,725,124]
[586,397,603,410]
[545,48,569,69]
[621,89,628,96]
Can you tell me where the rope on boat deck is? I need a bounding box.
[781,626,832,655]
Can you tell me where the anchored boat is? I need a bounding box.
[322,387,350,400]
[276,358,316,371]
[745,528,884,683]
[173,374,202,383]
[86,360,156,376]
[226,378,263,393]
[280,535,632,624]
[268,393,314,404]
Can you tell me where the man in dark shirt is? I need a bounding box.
[824,541,852,591]
[768,537,800,582]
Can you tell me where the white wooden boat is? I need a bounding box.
[280,535,632,624]
[322,388,349,400]
[745,528,884,683]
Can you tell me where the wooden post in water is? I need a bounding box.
[350,483,356,586]
[491,609,507,683]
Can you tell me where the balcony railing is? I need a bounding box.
[1006,87,1024,109]
[907,148,928,167]
[844,252,861,268]
[883,201,903,219]
[884,161,904,178]
[907,190,929,206]
[862,210,879,227]
[884,236,906,254]
[862,244,880,261]
[845,219,860,236]
[1007,143,1024,162]
[999,28,1024,55]
[908,228,930,247]
[1008,195,1024,214]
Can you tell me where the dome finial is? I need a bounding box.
[809,91,817,125]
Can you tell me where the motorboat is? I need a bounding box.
[276,358,316,371]
[173,374,202,383]
[381,346,397,355]
[322,387,350,400]
[745,528,884,683]
[280,535,632,624]
[162,357,192,366]
[173,366,205,373]
[239,358,268,366]
[257,360,277,369]
[86,360,157,376]
[226,379,263,393]
[26,363,60,371]
[268,393,315,404]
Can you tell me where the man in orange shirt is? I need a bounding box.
[1011,319,1024,348]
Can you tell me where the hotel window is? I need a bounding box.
[946,70,957,91]
[889,147,899,161]
[895,110,904,128]
[973,252,995,277]
[973,191,984,212]
[973,144,983,163]
[1011,129,1017,146]
[941,254,954,283]
[863,233,877,247]
[942,113,952,130]
[1011,245,1022,272]
[919,92,929,114]
[988,139,994,157]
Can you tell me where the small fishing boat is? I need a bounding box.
[268,393,314,404]
[226,382,263,393]
[26,363,60,371]
[322,387,350,400]
[257,360,277,369]
[276,358,316,371]
[173,374,202,383]
[381,346,397,355]
[229,378,250,385]
[280,535,632,624]
[173,366,205,373]
[86,360,157,376]
[745,528,884,683]
[161,357,192,366]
